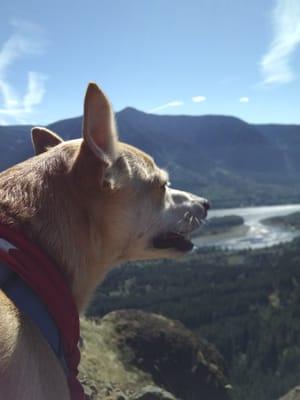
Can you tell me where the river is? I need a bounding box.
[193,204,300,250]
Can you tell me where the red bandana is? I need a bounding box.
[0,224,85,400]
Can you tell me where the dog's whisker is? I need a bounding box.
[194,216,200,227]
[184,211,191,220]
[192,215,199,229]
[191,216,196,228]
[176,217,185,226]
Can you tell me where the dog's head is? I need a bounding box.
[32,83,209,265]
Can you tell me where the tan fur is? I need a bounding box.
[0,83,208,399]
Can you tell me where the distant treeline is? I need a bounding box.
[196,215,244,236]
[262,211,300,229]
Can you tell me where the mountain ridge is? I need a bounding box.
[1,108,300,207]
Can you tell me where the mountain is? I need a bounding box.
[1,109,300,207]
[0,125,33,171]
[256,124,300,178]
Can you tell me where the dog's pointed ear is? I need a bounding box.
[82,82,118,166]
[31,127,64,155]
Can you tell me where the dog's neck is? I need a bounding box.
[30,182,122,312]
[32,207,112,312]
[0,147,121,312]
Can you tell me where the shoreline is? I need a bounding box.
[192,204,300,250]
[193,224,249,247]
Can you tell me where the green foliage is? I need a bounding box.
[87,239,300,400]
[262,211,300,229]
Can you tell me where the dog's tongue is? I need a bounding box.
[152,232,193,252]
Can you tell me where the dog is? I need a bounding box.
[0,83,209,399]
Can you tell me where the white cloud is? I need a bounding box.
[192,96,206,103]
[149,100,184,113]
[260,0,300,85]
[239,97,250,103]
[0,20,47,125]
[23,71,48,111]
[0,80,19,109]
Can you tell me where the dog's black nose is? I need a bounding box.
[202,199,210,211]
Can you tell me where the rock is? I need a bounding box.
[130,385,178,400]
[79,335,85,349]
[109,394,128,400]
[80,377,98,399]
[98,310,231,400]
[80,376,129,400]
[279,386,300,400]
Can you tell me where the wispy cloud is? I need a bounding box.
[239,97,250,103]
[0,20,47,124]
[192,95,206,103]
[149,100,184,113]
[23,71,48,111]
[260,0,300,85]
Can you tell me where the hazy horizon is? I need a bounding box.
[3,106,300,128]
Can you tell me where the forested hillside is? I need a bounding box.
[87,239,300,400]
[1,111,300,207]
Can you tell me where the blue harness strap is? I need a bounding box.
[0,239,68,374]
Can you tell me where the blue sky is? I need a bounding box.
[1,0,300,125]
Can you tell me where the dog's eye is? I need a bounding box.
[161,181,170,189]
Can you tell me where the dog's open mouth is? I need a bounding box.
[152,232,194,252]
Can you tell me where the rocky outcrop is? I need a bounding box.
[279,386,300,400]
[79,310,231,400]
[130,386,177,400]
